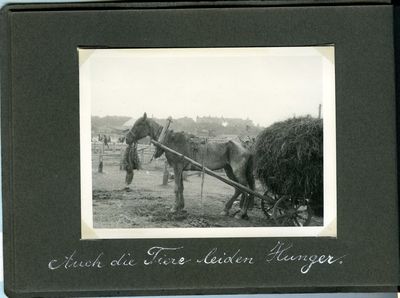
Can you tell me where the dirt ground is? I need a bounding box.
[92,159,323,228]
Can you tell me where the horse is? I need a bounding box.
[126,113,255,219]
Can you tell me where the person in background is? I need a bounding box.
[123,142,140,189]
[103,134,109,149]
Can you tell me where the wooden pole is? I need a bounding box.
[318,104,322,119]
[200,138,208,211]
[119,144,125,170]
[151,139,273,203]
[156,117,173,184]
[162,160,169,185]
[158,117,173,144]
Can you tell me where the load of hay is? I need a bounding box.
[254,116,323,215]
[123,144,141,185]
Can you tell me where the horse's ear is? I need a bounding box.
[143,112,147,120]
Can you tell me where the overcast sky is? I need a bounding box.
[82,47,332,127]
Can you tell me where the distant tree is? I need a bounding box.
[91,115,264,138]
[91,115,131,133]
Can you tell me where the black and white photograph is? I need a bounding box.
[79,47,336,238]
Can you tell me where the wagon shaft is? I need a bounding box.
[151,139,274,204]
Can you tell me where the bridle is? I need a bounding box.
[126,120,164,141]
[127,129,135,139]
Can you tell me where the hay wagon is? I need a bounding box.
[254,117,323,227]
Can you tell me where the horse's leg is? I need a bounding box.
[171,164,185,212]
[237,193,251,220]
[245,157,255,211]
[235,174,255,220]
[220,165,241,216]
[240,155,255,217]
[179,170,185,210]
[230,165,251,220]
[220,189,241,216]
[234,183,250,220]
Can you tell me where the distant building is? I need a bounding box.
[196,116,254,127]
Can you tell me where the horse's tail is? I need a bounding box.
[245,154,255,209]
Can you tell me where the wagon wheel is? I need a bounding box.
[272,196,312,226]
[260,191,277,219]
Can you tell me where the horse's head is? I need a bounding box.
[126,112,152,145]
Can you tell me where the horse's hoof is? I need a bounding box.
[234,213,243,220]
[170,207,185,214]
[220,210,229,216]
[234,213,249,220]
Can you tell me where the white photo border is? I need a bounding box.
[79,46,336,239]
